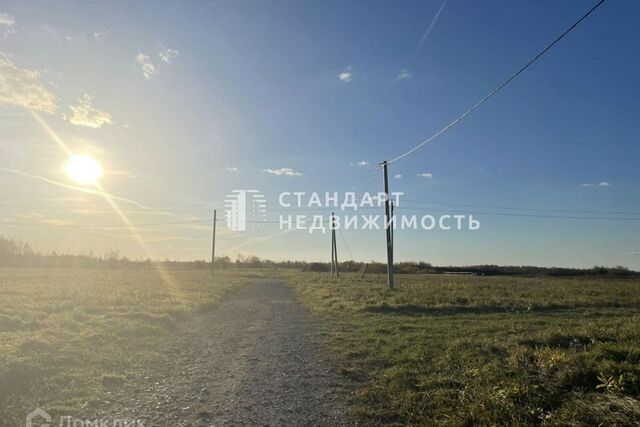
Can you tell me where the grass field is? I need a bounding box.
[3,267,640,426]
[0,267,257,424]
[285,272,640,426]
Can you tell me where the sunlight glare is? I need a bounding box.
[64,155,103,185]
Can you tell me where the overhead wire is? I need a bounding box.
[385,0,608,165]
[337,227,354,260]
[397,206,640,222]
[401,199,640,217]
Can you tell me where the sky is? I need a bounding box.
[0,0,639,268]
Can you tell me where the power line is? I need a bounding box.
[3,207,637,233]
[397,206,640,222]
[0,204,386,214]
[0,207,214,213]
[0,219,211,228]
[337,227,354,260]
[401,199,640,217]
[0,216,332,229]
[364,167,382,193]
[386,0,608,165]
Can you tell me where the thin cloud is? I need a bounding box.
[350,160,369,166]
[418,172,433,178]
[135,53,158,79]
[158,45,179,63]
[12,211,74,226]
[579,182,612,188]
[42,23,57,35]
[624,251,640,256]
[0,52,57,112]
[136,47,178,79]
[0,167,149,209]
[0,167,195,222]
[417,0,448,52]
[262,168,303,177]
[394,174,402,179]
[339,65,353,82]
[396,69,412,80]
[225,167,239,172]
[66,94,113,128]
[93,30,110,41]
[0,12,15,27]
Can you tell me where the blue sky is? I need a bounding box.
[0,0,639,268]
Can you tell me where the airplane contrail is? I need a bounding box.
[0,167,203,222]
[417,0,449,52]
[0,167,154,209]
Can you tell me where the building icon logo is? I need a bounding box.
[26,408,51,427]
[224,190,267,231]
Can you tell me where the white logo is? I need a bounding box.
[224,190,267,231]
[26,408,50,427]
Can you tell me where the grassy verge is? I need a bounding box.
[285,272,640,425]
[0,267,257,423]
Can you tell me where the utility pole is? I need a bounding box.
[211,209,216,277]
[330,212,339,278]
[381,161,394,290]
[390,200,395,261]
[360,263,368,279]
[330,212,334,277]
[333,213,339,278]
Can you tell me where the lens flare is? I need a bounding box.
[64,155,103,185]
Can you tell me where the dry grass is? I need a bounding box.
[285,272,640,426]
[0,267,256,424]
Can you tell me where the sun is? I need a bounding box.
[64,155,103,185]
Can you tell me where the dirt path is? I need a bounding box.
[91,280,349,426]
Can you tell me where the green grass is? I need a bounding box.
[284,272,640,426]
[0,267,255,424]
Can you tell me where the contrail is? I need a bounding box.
[22,109,187,301]
[0,167,200,221]
[417,0,449,52]
[0,167,153,210]
[24,111,190,218]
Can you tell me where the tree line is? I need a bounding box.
[0,235,637,276]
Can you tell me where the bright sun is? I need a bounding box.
[64,155,103,185]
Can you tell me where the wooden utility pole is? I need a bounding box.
[360,263,368,279]
[390,200,395,262]
[333,213,339,278]
[330,212,334,277]
[381,161,394,290]
[331,221,335,277]
[330,212,339,278]
[210,209,216,277]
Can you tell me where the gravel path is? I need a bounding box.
[92,280,349,426]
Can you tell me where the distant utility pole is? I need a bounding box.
[360,263,368,279]
[330,217,334,277]
[390,200,395,260]
[211,209,216,277]
[330,212,339,278]
[381,161,394,290]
